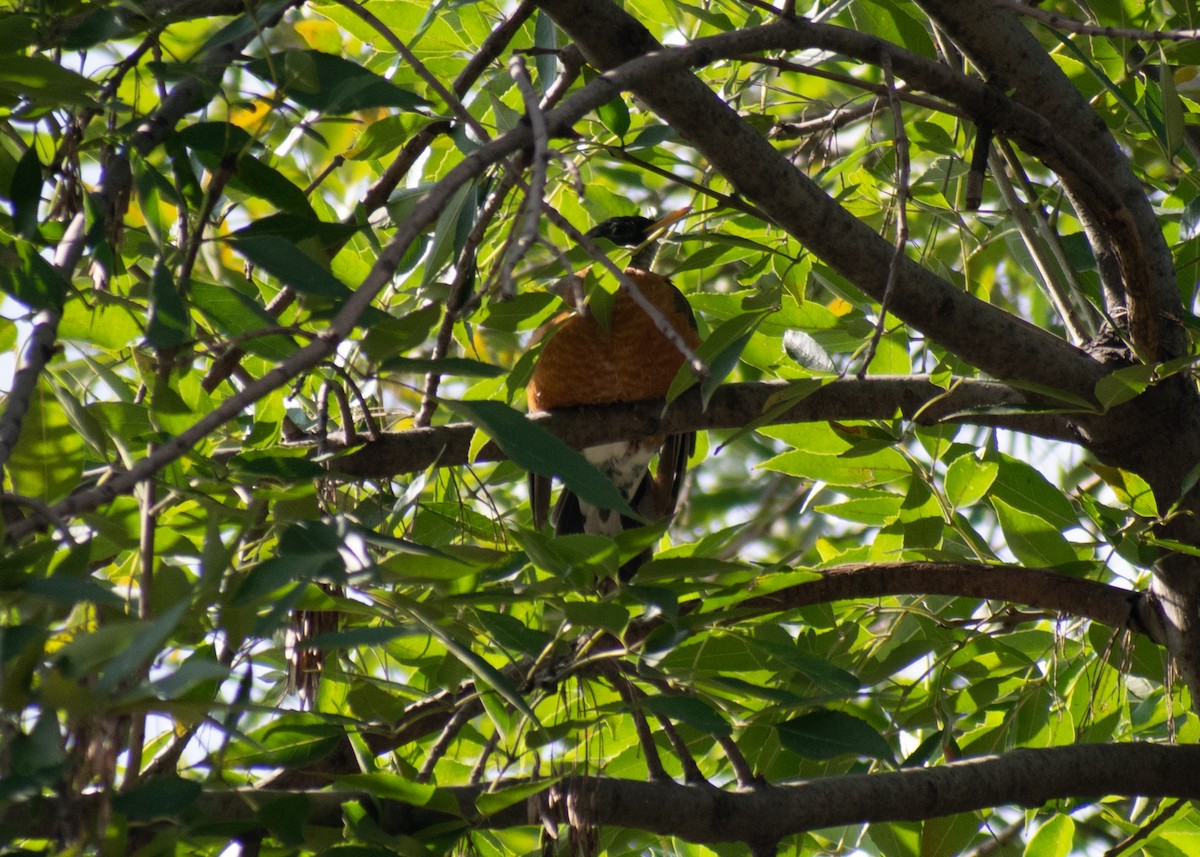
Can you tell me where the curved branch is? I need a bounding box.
[736,561,1162,645]
[315,377,1079,479]
[25,745,1200,844]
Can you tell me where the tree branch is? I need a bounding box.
[23,745,1200,844]
[312,378,1079,479]
[737,561,1162,645]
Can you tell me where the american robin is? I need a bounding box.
[527,210,701,580]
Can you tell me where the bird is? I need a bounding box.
[526,209,701,580]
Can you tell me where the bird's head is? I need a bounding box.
[585,215,657,247]
[584,207,689,269]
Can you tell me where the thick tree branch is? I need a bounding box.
[23,745,1200,844]
[309,378,1079,479]
[737,561,1163,645]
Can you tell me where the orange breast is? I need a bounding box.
[527,270,699,412]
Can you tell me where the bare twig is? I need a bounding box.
[1103,798,1186,857]
[413,180,517,427]
[990,0,1200,41]
[416,704,475,784]
[0,493,75,543]
[989,144,1092,343]
[605,665,668,781]
[498,55,551,300]
[716,735,757,789]
[858,53,909,378]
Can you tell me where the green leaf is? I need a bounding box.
[0,243,68,311]
[398,595,542,727]
[0,55,98,110]
[1183,197,1200,242]
[177,121,253,159]
[446,399,636,520]
[231,154,316,218]
[475,779,557,817]
[146,259,190,348]
[638,695,731,736]
[96,596,192,693]
[191,281,297,360]
[7,381,86,502]
[760,446,909,487]
[943,453,998,510]
[1087,462,1158,517]
[667,310,768,407]
[989,455,1078,531]
[597,93,631,139]
[1024,814,1074,857]
[337,773,460,814]
[1161,48,1185,156]
[473,610,553,656]
[991,497,1081,568]
[111,775,201,821]
[256,794,309,846]
[245,50,429,113]
[1094,362,1157,410]
[361,305,442,361]
[229,234,350,298]
[777,709,894,762]
[8,145,41,239]
[229,453,327,480]
[0,14,36,52]
[225,713,343,768]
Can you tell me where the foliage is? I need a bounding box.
[2,0,1200,854]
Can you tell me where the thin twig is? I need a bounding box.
[605,665,668,781]
[991,0,1200,41]
[416,704,475,784]
[1103,798,1185,857]
[989,145,1092,343]
[498,55,551,300]
[858,52,909,378]
[651,712,706,784]
[0,493,75,543]
[716,735,757,789]
[413,176,517,427]
[469,732,501,785]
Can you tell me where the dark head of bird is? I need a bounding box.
[585,215,656,247]
[586,215,660,269]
